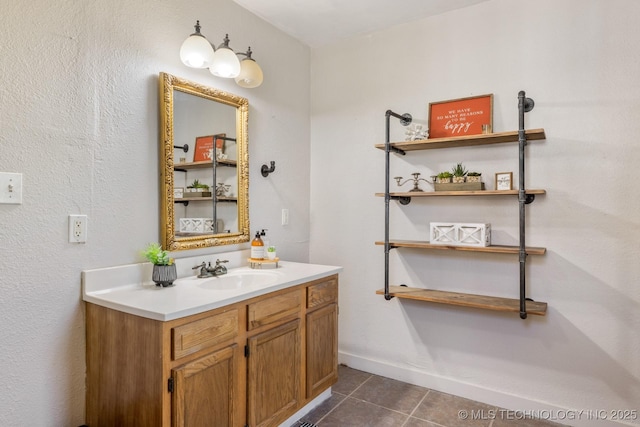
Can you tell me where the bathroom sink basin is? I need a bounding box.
[196,269,282,291]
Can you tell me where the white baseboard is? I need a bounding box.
[280,388,331,427]
[339,351,632,427]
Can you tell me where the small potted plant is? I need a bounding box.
[143,243,177,287]
[466,171,482,183]
[187,179,211,196]
[266,245,277,260]
[436,171,452,184]
[451,163,467,183]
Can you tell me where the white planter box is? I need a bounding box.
[430,222,491,247]
[179,218,205,232]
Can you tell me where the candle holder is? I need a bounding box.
[394,172,433,192]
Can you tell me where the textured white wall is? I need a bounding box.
[310,0,640,425]
[0,0,309,425]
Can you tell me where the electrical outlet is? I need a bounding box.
[281,208,289,226]
[69,214,88,243]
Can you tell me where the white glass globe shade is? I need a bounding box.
[235,59,264,88]
[209,48,241,78]
[180,35,215,68]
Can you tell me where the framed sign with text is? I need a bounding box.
[193,134,227,162]
[428,94,493,138]
[193,135,215,162]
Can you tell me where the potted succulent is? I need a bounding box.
[436,171,453,184]
[451,163,467,183]
[187,179,210,192]
[186,179,211,197]
[143,243,177,287]
[266,245,277,260]
[466,171,482,183]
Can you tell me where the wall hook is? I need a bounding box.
[261,161,276,177]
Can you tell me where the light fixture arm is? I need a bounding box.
[237,46,255,60]
[216,34,232,50]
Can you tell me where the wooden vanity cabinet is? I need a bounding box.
[305,276,339,399]
[85,274,339,427]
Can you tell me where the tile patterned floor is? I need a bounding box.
[295,365,567,427]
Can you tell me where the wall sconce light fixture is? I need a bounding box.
[180,20,264,88]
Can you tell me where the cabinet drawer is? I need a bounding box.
[248,290,301,331]
[307,276,338,309]
[172,309,239,360]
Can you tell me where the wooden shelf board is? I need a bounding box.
[374,128,546,151]
[175,196,238,202]
[174,159,237,169]
[375,240,546,255]
[376,286,547,316]
[376,189,546,198]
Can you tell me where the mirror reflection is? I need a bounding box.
[159,72,249,251]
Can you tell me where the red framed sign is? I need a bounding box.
[193,135,215,162]
[193,133,226,162]
[428,94,493,138]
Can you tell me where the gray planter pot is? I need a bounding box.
[152,264,177,287]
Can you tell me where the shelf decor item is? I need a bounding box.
[394,172,432,192]
[495,172,513,190]
[466,172,482,183]
[186,179,212,197]
[142,243,176,287]
[435,165,483,191]
[193,135,215,162]
[428,94,493,138]
[430,222,491,247]
[451,162,467,183]
[436,171,452,184]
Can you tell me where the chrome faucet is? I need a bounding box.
[192,259,229,278]
[211,259,228,276]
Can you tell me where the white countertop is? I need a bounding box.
[82,260,342,321]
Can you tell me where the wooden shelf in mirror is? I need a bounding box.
[174,159,237,170]
[374,128,546,151]
[375,240,546,255]
[376,286,547,316]
[175,196,238,203]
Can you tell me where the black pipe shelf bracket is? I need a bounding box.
[383,109,413,300]
[174,144,189,153]
[261,161,276,177]
[517,90,535,319]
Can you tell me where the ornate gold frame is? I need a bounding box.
[159,72,250,251]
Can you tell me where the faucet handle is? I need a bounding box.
[215,259,229,265]
[192,262,206,270]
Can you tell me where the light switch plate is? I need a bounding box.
[0,172,23,204]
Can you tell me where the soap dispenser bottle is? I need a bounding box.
[250,231,264,260]
[260,229,269,250]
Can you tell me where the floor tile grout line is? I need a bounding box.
[346,373,374,397]
[400,389,431,426]
[312,372,374,425]
[313,392,348,425]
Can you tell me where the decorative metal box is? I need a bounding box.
[430,222,491,247]
[179,218,205,232]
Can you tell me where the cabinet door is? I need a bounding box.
[172,344,241,427]
[247,319,302,427]
[306,303,338,398]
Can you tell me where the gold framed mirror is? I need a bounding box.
[159,72,249,251]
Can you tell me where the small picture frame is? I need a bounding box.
[174,187,184,199]
[495,172,513,191]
